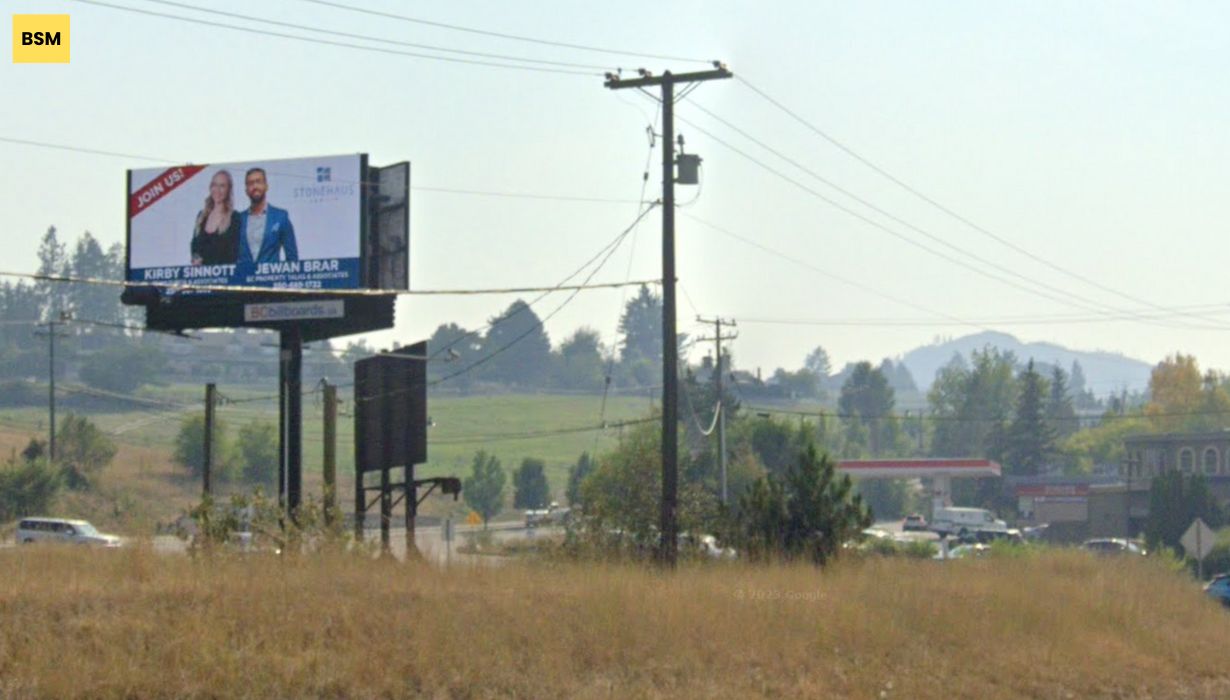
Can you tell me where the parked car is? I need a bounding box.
[902,514,928,532]
[933,543,990,560]
[16,518,121,547]
[1204,574,1230,607]
[680,533,737,560]
[1081,538,1146,556]
[1022,524,1050,542]
[969,528,1025,545]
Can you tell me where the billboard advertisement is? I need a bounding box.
[127,154,364,290]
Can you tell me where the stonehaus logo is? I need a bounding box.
[12,14,69,63]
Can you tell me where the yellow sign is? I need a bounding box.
[465,511,482,526]
[13,14,69,64]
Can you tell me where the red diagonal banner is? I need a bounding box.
[129,165,208,218]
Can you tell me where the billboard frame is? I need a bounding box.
[124,153,378,296]
[121,152,409,518]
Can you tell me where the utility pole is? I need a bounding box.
[35,312,70,461]
[696,316,737,504]
[606,63,732,567]
[203,383,216,496]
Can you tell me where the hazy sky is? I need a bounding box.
[5,1,1230,390]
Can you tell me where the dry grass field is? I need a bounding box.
[1,548,1228,699]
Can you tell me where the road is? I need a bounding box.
[146,520,561,564]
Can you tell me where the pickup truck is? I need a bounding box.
[525,502,570,528]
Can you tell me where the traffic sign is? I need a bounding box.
[1181,518,1216,561]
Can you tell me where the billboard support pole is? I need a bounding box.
[379,363,393,555]
[280,328,304,518]
[322,381,337,526]
[278,344,286,510]
[405,464,416,557]
[203,383,216,496]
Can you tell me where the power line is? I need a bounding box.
[430,417,655,445]
[687,212,1230,332]
[74,0,598,76]
[742,402,1230,425]
[429,205,658,387]
[733,75,1230,330]
[69,316,198,339]
[735,304,1230,328]
[294,0,711,65]
[677,110,1227,331]
[597,113,661,447]
[683,213,993,331]
[0,134,651,205]
[0,269,658,298]
[429,202,660,361]
[684,102,1138,318]
[678,360,720,437]
[341,201,655,404]
[54,383,192,409]
[136,0,612,70]
[412,186,640,204]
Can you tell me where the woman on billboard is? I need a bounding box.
[189,170,240,265]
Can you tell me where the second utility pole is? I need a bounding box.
[606,63,731,567]
[696,316,737,503]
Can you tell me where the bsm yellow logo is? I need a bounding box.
[12,14,69,63]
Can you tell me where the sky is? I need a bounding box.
[4,0,1230,389]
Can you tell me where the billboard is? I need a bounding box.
[354,341,428,472]
[127,154,365,291]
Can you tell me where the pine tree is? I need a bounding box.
[727,443,872,565]
[68,233,117,323]
[512,458,550,510]
[479,300,552,386]
[1046,365,1078,440]
[566,452,595,507]
[618,285,662,366]
[35,226,67,321]
[1005,360,1055,476]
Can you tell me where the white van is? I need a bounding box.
[929,507,1008,537]
[16,518,122,547]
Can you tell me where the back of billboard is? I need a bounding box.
[127,154,367,291]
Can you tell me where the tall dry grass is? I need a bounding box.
[0,547,1228,698]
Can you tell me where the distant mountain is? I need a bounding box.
[899,331,1153,396]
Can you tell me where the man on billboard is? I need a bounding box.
[238,167,298,264]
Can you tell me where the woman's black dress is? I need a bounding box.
[190,211,240,265]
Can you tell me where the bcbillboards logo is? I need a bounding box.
[12,15,69,63]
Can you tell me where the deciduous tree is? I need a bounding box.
[463,450,506,528]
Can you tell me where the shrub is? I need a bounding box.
[0,457,61,522]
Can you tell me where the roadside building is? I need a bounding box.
[1008,475,1128,543]
[1121,430,1230,532]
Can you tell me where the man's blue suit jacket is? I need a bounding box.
[238,205,298,264]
